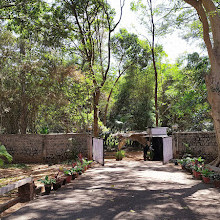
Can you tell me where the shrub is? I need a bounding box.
[0,143,12,167]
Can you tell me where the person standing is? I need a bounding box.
[143,140,151,161]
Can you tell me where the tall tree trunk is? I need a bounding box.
[152,48,158,127]
[206,64,220,167]
[183,0,220,166]
[19,41,27,134]
[149,0,159,127]
[93,88,100,137]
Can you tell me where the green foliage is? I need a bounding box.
[201,167,214,178]
[2,163,28,169]
[0,143,13,167]
[37,175,56,185]
[115,150,125,160]
[108,65,154,131]
[159,52,212,131]
[63,169,72,176]
[104,134,118,151]
[111,28,150,68]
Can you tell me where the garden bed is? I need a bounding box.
[0,163,72,205]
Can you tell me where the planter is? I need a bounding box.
[202,176,211,184]
[61,177,66,185]
[193,170,202,180]
[53,181,62,190]
[186,167,192,174]
[116,158,122,161]
[65,175,72,183]
[72,173,77,180]
[181,165,186,170]
[44,184,51,195]
[214,180,220,188]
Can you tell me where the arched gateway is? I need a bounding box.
[113,127,173,164]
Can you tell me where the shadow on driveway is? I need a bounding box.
[3,161,220,220]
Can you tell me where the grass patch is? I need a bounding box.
[2,163,29,169]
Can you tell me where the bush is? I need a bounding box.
[0,143,12,167]
[115,150,125,161]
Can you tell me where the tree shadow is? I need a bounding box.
[3,161,219,220]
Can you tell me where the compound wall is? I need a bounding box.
[0,133,92,163]
[172,132,218,162]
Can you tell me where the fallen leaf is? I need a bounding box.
[130,210,135,213]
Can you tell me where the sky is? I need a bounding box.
[108,0,206,63]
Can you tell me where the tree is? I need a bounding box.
[131,0,166,127]
[0,0,51,134]
[181,0,220,166]
[54,0,125,137]
[159,53,212,131]
[102,28,150,125]
[108,63,155,131]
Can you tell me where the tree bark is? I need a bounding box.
[19,41,28,134]
[206,64,220,167]
[183,0,220,166]
[149,0,158,127]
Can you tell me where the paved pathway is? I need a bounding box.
[3,160,220,220]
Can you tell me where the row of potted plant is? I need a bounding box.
[38,157,93,194]
[178,156,220,188]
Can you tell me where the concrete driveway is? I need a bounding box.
[3,160,220,220]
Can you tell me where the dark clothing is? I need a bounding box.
[143,145,149,161]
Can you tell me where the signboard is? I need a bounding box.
[163,137,173,164]
[93,138,104,166]
[150,127,168,135]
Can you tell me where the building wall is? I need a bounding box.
[172,132,218,162]
[0,133,92,163]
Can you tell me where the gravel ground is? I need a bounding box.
[2,160,220,220]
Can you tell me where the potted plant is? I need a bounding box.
[87,160,93,168]
[115,150,125,161]
[52,169,64,190]
[38,175,56,194]
[75,165,83,175]
[63,169,72,183]
[70,167,77,180]
[211,173,220,188]
[192,165,202,180]
[82,159,89,171]
[178,159,186,170]
[201,168,213,184]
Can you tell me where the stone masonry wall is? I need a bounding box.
[172,132,218,162]
[0,133,92,164]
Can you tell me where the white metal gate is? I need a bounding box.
[93,138,104,166]
[163,137,173,164]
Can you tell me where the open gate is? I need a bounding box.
[93,138,104,166]
[163,137,173,164]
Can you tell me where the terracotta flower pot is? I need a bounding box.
[214,180,220,188]
[53,180,62,190]
[61,178,66,185]
[66,175,72,183]
[44,184,51,195]
[193,170,202,180]
[202,176,210,184]
[72,173,77,180]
